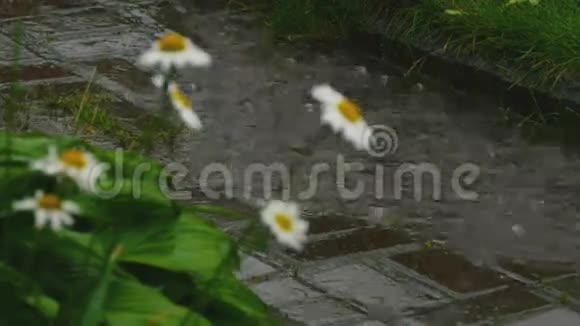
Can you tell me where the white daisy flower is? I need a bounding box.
[260,200,308,251]
[13,190,80,231]
[31,145,107,192]
[311,84,371,150]
[137,31,212,72]
[168,82,202,130]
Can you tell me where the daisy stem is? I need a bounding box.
[161,66,177,111]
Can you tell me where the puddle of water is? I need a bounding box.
[499,258,576,281]
[290,227,412,261]
[392,249,508,293]
[420,285,548,325]
[0,63,70,83]
[0,0,84,18]
[306,214,368,235]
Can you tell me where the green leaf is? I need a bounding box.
[79,244,124,326]
[60,213,239,282]
[104,278,211,326]
[119,213,239,281]
[0,131,82,159]
[444,9,464,16]
[186,203,256,221]
[204,275,275,326]
[24,294,60,319]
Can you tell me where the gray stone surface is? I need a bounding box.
[278,297,363,326]
[236,255,276,281]
[506,308,580,326]
[250,277,324,307]
[303,263,436,310]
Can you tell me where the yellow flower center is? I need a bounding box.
[337,98,362,122]
[157,32,187,52]
[274,213,293,233]
[37,193,62,210]
[169,86,192,109]
[60,149,87,169]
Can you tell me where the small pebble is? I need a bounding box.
[175,5,187,13]
[304,103,314,112]
[380,75,389,86]
[151,74,165,88]
[354,65,368,75]
[512,224,526,237]
[415,82,424,91]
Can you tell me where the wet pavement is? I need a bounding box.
[2,0,580,324]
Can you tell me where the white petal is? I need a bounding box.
[31,145,62,175]
[12,198,37,211]
[49,212,63,231]
[260,200,287,224]
[311,84,343,104]
[60,212,75,226]
[62,201,81,215]
[34,209,49,229]
[278,233,306,251]
[137,50,159,68]
[178,109,202,130]
[321,108,346,133]
[294,219,309,234]
[79,163,108,192]
[342,121,370,150]
[184,42,212,66]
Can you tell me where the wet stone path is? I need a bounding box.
[2,0,580,325]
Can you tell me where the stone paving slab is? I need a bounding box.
[506,308,580,326]
[278,297,364,326]
[236,255,277,281]
[391,249,511,295]
[299,262,443,311]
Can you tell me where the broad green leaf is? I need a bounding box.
[120,213,239,281]
[60,213,239,281]
[104,278,211,326]
[204,274,275,326]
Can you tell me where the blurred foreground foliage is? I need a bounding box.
[0,131,276,326]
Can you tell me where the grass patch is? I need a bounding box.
[256,0,580,89]
[44,87,138,146]
[43,86,183,152]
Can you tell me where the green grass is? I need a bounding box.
[45,87,139,147]
[257,0,580,89]
[44,86,184,152]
